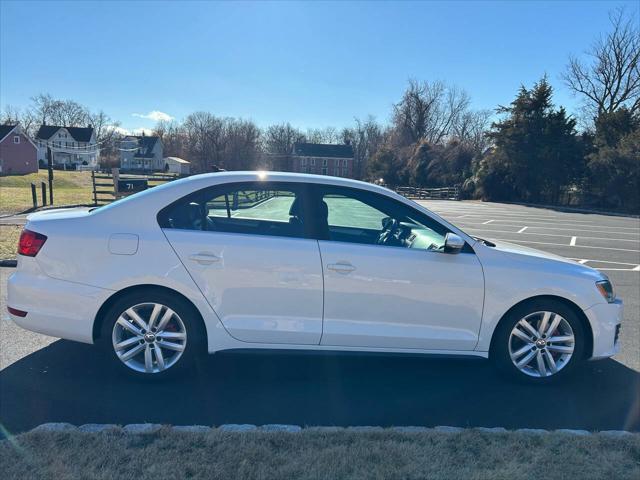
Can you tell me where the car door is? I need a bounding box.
[160,181,324,345]
[313,185,484,351]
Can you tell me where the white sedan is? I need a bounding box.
[7,172,622,383]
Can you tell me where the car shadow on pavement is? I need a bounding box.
[1,339,639,437]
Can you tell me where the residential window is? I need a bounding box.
[13,135,20,144]
[343,159,348,167]
[301,158,307,166]
[322,158,328,167]
[310,158,316,166]
[342,167,348,177]
[322,167,328,175]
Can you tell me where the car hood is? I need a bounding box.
[487,239,578,265]
[477,238,606,281]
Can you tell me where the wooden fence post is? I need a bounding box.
[31,183,38,209]
[112,168,120,199]
[41,182,47,206]
[91,170,98,206]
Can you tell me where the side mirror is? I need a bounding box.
[444,233,465,254]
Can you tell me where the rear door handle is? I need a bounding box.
[327,262,356,274]
[188,253,221,265]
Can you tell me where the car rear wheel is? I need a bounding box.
[491,299,586,383]
[100,290,205,379]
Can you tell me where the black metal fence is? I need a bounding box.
[394,186,460,200]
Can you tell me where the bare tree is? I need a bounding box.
[341,116,385,179]
[563,8,640,119]
[452,109,492,155]
[392,79,470,145]
[264,123,304,154]
[305,126,340,144]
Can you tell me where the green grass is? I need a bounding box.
[1,429,638,480]
[0,170,94,215]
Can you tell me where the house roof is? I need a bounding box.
[0,124,18,143]
[293,142,354,158]
[122,135,161,158]
[36,125,94,142]
[165,156,190,164]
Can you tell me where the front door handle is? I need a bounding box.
[327,262,356,274]
[188,253,221,265]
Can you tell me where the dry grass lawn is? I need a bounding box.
[0,170,94,215]
[1,429,638,480]
[0,225,22,259]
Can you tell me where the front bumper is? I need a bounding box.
[7,257,112,344]
[583,299,624,360]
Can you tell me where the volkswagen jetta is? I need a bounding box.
[7,172,623,383]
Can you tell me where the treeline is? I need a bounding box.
[2,9,638,211]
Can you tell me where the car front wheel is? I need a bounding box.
[491,299,586,383]
[100,290,204,378]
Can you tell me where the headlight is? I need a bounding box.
[596,280,616,303]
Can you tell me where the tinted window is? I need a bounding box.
[313,186,451,251]
[159,182,309,239]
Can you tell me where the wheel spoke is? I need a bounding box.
[119,343,145,362]
[144,345,153,373]
[547,345,574,354]
[536,351,547,377]
[544,350,558,373]
[538,312,552,337]
[126,308,148,331]
[510,343,533,360]
[545,314,562,338]
[155,308,175,332]
[512,326,533,343]
[548,335,574,343]
[147,304,163,331]
[518,319,540,338]
[515,350,536,368]
[159,340,185,352]
[117,317,143,336]
[114,336,141,351]
[156,331,186,340]
[154,344,165,371]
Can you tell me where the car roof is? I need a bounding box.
[180,171,394,194]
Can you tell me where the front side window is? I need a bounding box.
[13,135,20,144]
[159,182,308,239]
[314,186,450,251]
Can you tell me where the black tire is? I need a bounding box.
[99,289,206,380]
[490,299,586,384]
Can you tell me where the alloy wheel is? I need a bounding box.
[508,311,575,378]
[112,302,187,374]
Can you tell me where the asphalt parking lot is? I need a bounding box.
[1,201,638,435]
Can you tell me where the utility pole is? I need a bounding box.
[47,147,54,204]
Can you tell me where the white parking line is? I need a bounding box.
[455,220,640,236]
[517,226,528,233]
[482,220,494,225]
[462,227,639,243]
[488,238,640,253]
[570,236,577,246]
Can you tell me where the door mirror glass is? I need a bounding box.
[444,233,465,254]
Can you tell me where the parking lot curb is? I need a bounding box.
[23,423,638,437]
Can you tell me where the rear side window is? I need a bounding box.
[158,182,309,239]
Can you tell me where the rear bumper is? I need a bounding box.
[7,258,112,344]
[584,299,624,360]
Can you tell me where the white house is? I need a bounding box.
[36,125,98,169]
[164,156,190,175]
[120,135,164,171]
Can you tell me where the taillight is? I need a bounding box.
[18,229,47,257]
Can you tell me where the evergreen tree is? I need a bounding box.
[478,77,583,202]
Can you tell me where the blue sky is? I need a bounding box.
[1,0,637,132]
